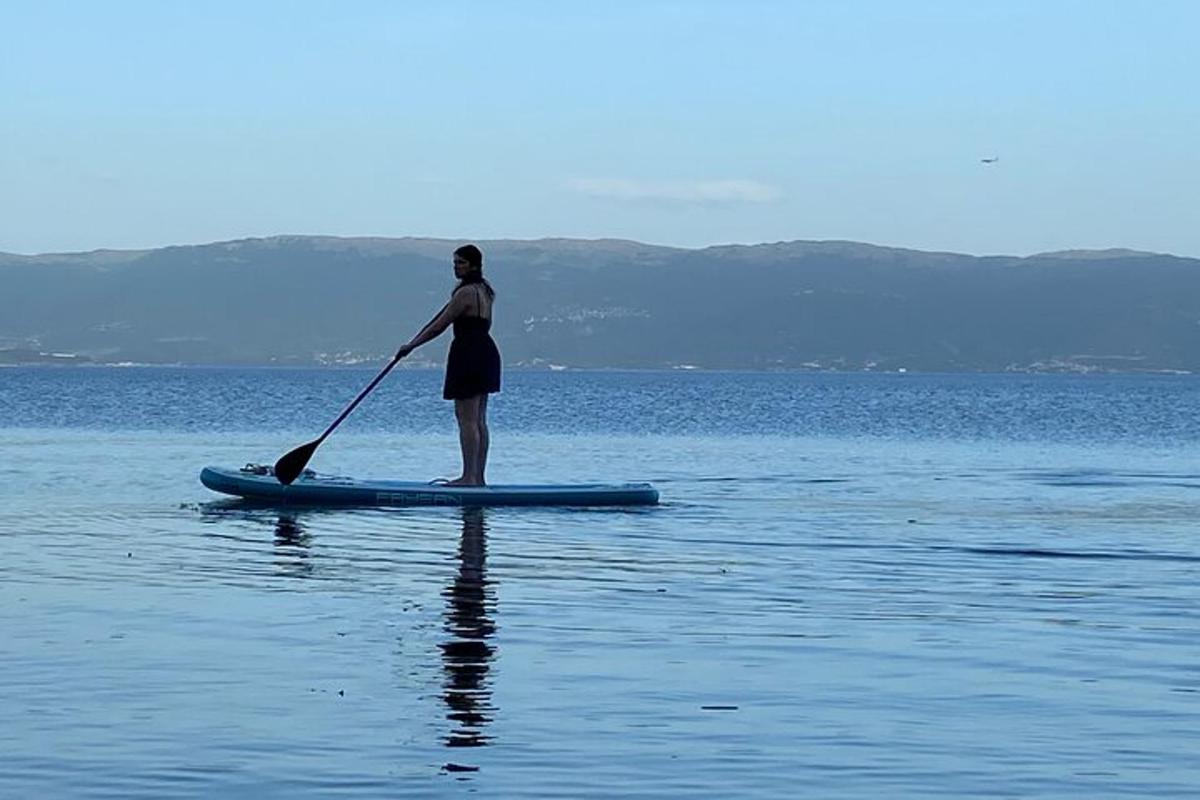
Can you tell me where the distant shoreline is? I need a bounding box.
[1,361,1193,377]
[6,236,1198,374]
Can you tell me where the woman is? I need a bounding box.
[395,244,501,486]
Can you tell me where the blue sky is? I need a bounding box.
[2,0,1197,256]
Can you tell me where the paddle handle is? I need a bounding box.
[314,356,400,444]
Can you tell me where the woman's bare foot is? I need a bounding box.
[443,476,484,487]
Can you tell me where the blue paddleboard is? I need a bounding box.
[199,465,659,507]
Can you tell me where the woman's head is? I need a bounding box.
[453,244,494,297]
[453,244,483,279]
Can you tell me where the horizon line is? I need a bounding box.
[0,233,1181,262]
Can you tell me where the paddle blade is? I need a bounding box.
[274,440,319,486]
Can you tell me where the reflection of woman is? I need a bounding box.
[441,507,496,748]
[395,244,501,486]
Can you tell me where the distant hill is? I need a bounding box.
[1,236,1198,372]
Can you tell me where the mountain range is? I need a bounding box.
[2,236,1197,372]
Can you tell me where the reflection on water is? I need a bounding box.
[272,514,313,579]
[441,507,497,749]
[224,504,499,751]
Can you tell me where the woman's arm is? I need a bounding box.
[395,289,469,359]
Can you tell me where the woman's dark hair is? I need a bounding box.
[454,243,495,299]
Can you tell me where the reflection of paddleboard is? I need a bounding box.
[200,465,659,507]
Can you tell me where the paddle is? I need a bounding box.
[273,355,401,485]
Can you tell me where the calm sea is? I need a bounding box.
[1,367,1198,798]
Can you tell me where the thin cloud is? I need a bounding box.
[569,178,782,204]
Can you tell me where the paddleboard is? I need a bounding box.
[200,465,659,507]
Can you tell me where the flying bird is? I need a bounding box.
[980,156,999,164]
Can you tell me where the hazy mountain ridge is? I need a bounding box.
[1,236,1197,372]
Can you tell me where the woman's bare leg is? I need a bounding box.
[449,396,483,486]
[477,394,490,485]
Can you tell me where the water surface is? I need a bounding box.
[1,368,1198,797]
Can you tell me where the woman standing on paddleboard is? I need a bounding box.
[395,244,501,486]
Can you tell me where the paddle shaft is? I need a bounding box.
[313,356,400,445]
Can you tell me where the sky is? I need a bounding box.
[2,0,1197,256]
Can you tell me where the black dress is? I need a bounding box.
[443,314,502,401]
